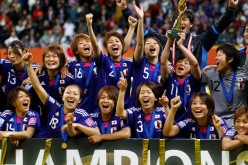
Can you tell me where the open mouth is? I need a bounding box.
[149,47,156,53]
[143,98,150,104]
[22,102,29,108]
[178,66,184,71]
[195,109,202,114]
[67,99,75,105]
[102,104,109,109]
[112,47,119,53]
[84,47,90,52]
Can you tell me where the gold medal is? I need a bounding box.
[84,88,87,94]
[61,142,67,149]
[227,103,232,109]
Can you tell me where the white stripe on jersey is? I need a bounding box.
[75,108,89,117]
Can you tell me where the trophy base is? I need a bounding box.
[168,28,182,40]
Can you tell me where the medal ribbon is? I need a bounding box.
[219,71,237,105]
[14,114,24,132]
[80,60,95,93]
[143,109,156,138]
[195,124,211,139]
[53,74,61,96]
[183,78,189,108]
[100,121,111,134]
[60,107,68,143]
[146,62,160,82]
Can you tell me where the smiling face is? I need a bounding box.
[77,38,93,60]
[174,58,191,78]
[13,91,30,115]
[144,38,160,59]
[106,36,123,60]
[191,96,209,120]
[62,85,82,111]
[99,91,115,116]
[139,85,157,113]
[44,51,60,71]
[235,114,248,135]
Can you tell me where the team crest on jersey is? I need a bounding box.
[192,127,195,131]
[209,134,216,139]
[123,63,127,67]
[237,78,244,90]
[158,75,162,84]
[93,68,97,75]
[154,120,162,129]
[111,127,117,133]
[58,87,65,95]
[186,84,191,94]
[123,69,128,77]
[155,115,160,119]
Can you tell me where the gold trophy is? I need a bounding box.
[168,0,188,39]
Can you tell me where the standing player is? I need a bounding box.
[128,0,163,107]
[202,43,248,128]
[68,34,98,114]
[86,12,137,108]
[160,31,201,122]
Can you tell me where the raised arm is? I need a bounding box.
[163,96,181,137]
[212,115,225,138]
[177,32,201,80]
[116,72,128,119]
[123,16,137,53]
[22,52,48,105]
[160,31,173,81]
[159,90,169,117]
[132,0,144,62]
[86,13,100,60]
[88,127,131,144]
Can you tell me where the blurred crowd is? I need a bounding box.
[0,0,247,48]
